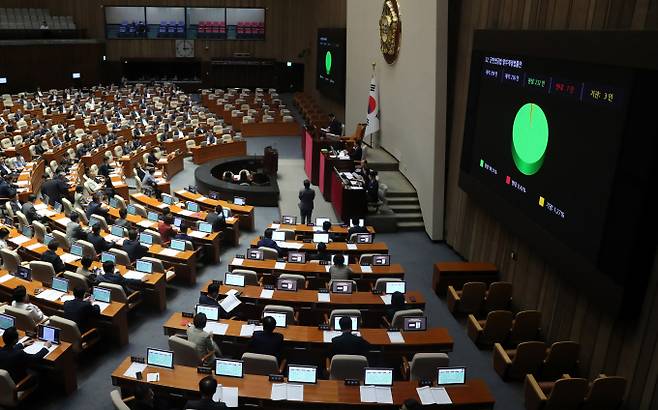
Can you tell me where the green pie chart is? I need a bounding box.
[512,103,549,175]
[325,51,332,75]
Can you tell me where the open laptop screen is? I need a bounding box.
[438,367,466,385]
[195,304,220,321]
[385,281,406,294]
[38,325,60,344]
[263,312,287,327]
[147,348,174,369]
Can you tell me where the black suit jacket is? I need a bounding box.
[348,225,369,238]
[63,298,100,332]
[329,332,371,358]
[41,249,65,273]
[122,239,148,262]
[98,163,112,177]
[199,294,220,307]
[184,398,227,410]
[0,343,48,383]
[205,212,226,232]
[87,232,112,253]
[0,181,16,198]
[247,331,284,359]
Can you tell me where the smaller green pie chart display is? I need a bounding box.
[512,103,549,176]
[325,51,332,75]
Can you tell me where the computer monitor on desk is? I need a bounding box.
[315,217,330,227]
[92,287,112,303]
[438,367,466,386]
[313,233,329,244]
[263,311,287,327]
[224,272,245,287]
[385,281,406,294]
[136,260,153,274]
[146,348,174,369]
[364,368,393,386]
[195,304,220,321]
[272,231,286,242]
[215,359,243,378]
[233,196,245,206]
[288,365,317,384]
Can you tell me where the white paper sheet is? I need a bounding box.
[0,274,13,283]
[270,383,287,401]
[34,203,48,210]
[225,289,239,296]
[387,332,405,344]
[346,244,358,250]
[146,373,160,382]
[36,209,56,217]
[416,386,452,405]
[360,265,373,273]
[179,210,194,216]
[317,293,330,303]
[240,324,255,337]
[312,226,323,232]
[274,262,286,270]
[187,230,208,238]
[159,248,180,257]
[359,385,377,403]
[23,341,57,357]
[213,386,239,408]
[123,362,147,378]
[60,253,81,264]
[220,294,241,313]
[137,220,154,228]
[26,243,43,251]
[36,289,65,301]
[56,217,72,225]
[277,242,304,250]
[124,270,147,281]
[286,384,304,401]
[204,322,229,335]
[270,223,280,229]
[231,258,244,266]
[60,295,75,303]
[10,235,30,245]
[260,289,274,299]
[324,265,331,272]
[323,330,342,343]
[92,301,110,312]
[374,387,393,404]
[380,295,392,305]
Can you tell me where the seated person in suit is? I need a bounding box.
[347,217,369,238]
[86,193,109,220]
[0,227,10,250]
[329,254,352,280]
[63,287,100,332]
[199,283,220,307]
[247,315,283,360]
[205,132,217,145]
[385,291,406,323]
[329,316,371,358]
[66,212,87,243]
[326,113,342,136]
[40,239,66,273]
[75,256,96,284]
[205,205,226,232]
[115,208,132,229]
[87,223,113,254]
[256,228,282,256]
[0,177,16,198]
[308,242,331,262]
[0,327,51,386]
[11,285,47,323]
[97,260,143,294]
[122,229,149,262]
[158,215,178,246]
[131,383,169,410]
[98,157,114,178]
[21,194,42,224]
[184,376,227,410]
[187,313,221,362]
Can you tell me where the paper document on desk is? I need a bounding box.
[56,217,72,225]
[10,235,31,245]
[270,383,287,401]
[213,385,239,408]
[286,384,304,401]
[157,203,168,209]
[270,223,280,229]
[225,289,239,296]
[204,322,229,335]
[179,210,194,216]
[359,385,377,403]
[34,203,48,211]
[274,262,286,270]
[37,209,56,217]
[416,386,452,405]
[325,265,331,272]
[159,248,180,257]
[231,258,244,266]
[187,230,208,239]
[323,330,341,343]
[387,331,405,344]
[317,293,330,303]
[220,294,241,313]
[312,226,323,232]
[26,243,42,251]
[23,341,57,357]
[36,289,65,302]
[137,220,154,228]
[92,301,110,313]
[60,253,81,264]
[360,265,373,273]
[0,274,13,284]
[60,295,75,303]
[260,289,274,299]
[197,196,208,201]
[375,386,393,403]
[276,242,304,250]
[146,373,160,382]
[123,362,148,378]
[346,244,358,250]
[380,295,392,305]
[239,324,263,337]
[124,270,147,281]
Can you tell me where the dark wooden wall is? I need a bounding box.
[1,0,346,117]
[445,1,658,409]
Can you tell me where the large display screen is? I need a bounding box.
[316,28,346,102]
[459,31,658,310]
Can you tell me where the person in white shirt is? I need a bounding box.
[11,285,47,323]
[0,227,9,250]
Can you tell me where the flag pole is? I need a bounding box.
[370,62,376,148]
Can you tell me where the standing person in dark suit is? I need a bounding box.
[329,316,371,358]
[122,229,148,262]
[41,173,70,207]
[98,157,114,178]
[350,140,364,162]
[63,287,100,332]
[247,316,283,360]
[40,240,66,273]
[184,376,227,410]
[298,179,315,225]
[0,327,51,385]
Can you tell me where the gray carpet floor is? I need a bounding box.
[32,137,524,410]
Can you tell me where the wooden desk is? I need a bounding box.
[130,193,240,246]
[303,129,335,185]
[0,327,77,394]
[174,189,255,231]
[111,357,495,408]
[267,223,375,237]
[158,149,185,178]
[249,239,388,256]
[319,150,353,200]
[432,262,499,297]
[0,271,129,346]
[331,169,367,223]
[164,314,453,353]
[15,160,45,202]
[190,140,247,165]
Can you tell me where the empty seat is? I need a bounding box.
[29,261,56,284]
[467,310,514,348]
[524,374,588,410]
[402,352,450,381]
[581,375,627,410]
[509,310,542,346]
[328,354,368,380]
[447,281,486,315]
[541,341,580,381]
[484,281,513,312]
[494,341,546,380]
[241,352,282,375]
[258,246,278,260]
